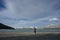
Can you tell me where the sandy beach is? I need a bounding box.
[0,32,60,40]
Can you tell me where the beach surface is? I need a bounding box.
[0,32,60,40]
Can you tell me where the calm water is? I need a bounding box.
[0,28,60,32]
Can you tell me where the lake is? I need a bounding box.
[0,28,60,32]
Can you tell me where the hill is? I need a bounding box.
[0,23,14,29]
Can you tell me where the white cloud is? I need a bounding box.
[11,17,51,28]
[49,18,59,21]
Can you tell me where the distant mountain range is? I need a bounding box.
[0,23,14,29]
[45,24,60,28]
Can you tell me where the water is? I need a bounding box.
[0,28,60,32]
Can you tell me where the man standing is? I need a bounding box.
[34,27,36,34]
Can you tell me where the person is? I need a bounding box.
[34,27,36,34]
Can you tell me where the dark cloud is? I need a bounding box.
[0,0,6,10]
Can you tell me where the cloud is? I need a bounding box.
[11,17,51,28]
[49,18,59,21]
[0,0,60,28]
[0,0,59,19]
[0,0,6,10]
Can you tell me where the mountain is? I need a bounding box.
[0,23,14,29]
[45,24,60,28]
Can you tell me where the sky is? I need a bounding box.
[0,0,60,28]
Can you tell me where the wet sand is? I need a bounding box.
[0,32,60,40]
